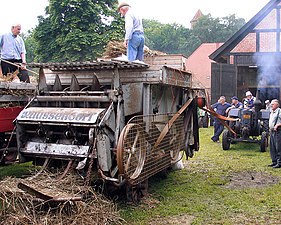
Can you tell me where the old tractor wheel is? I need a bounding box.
[260,132,268,152]
[117,123,146,180]
[222,130,231,150]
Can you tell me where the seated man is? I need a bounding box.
[226,96,243,114]
[243,91,256,109]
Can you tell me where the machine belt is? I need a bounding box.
[153,98,192,149]
[201,107,237,136]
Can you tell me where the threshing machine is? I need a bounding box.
[16,60,201,200]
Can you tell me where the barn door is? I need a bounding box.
[211,63,237,104]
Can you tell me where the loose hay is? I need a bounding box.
[102,40,166,58]
[0,70,20,82]
[0,172,125,225]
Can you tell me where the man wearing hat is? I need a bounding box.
[226,96,243,114]
[118,2,145,61]
[243,91,256,109]
[211,96,231,142]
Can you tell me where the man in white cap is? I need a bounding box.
[118,2,145,61]
[243,91,256,109]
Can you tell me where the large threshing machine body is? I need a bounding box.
[16,61,199,190]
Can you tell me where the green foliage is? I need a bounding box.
[192,14,246,43]
[144,14,245,57]
[144,20,200,55]
[144,19,201,56]
[32,0,124,62]
[21,31,36,63]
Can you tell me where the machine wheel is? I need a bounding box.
[222,130,231,150]
[2,151,17,163]
[260,132,268,152]
[170,123,184,163]
[117,123,146,180]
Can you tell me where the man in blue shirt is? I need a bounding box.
[118,2,145,61]
[211,96,231,142]
[0,24,29,82]
[226,96,243,114]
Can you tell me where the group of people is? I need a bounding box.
[211,91,256,142]
[211,92,281,169]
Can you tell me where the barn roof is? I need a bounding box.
[209,0,281,63]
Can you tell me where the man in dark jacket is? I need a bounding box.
[211,96,231,142]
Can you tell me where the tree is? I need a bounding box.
[32,0,124,62]
[192,14,245,43]
[144,19,201,56]
[22,31,36,63]
[143,14,245,57]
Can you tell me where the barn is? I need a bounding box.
[209,0,281,105]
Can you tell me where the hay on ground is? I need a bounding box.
[0,172,125,225]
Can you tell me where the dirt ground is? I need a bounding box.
[224,171,280,189]
[148,214,195,225]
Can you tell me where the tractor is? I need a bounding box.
[222,98,269,152]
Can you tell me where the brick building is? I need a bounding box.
[209,0,281,104]
[186,43,223,99]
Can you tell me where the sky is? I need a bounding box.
[0,0,270,34]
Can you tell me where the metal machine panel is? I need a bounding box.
[96,133,112,172]
[22,141,89,158]
[260,109,270,119]
[228,108,241,117]
[17,107,105,124]
[123,83,143,116]
[0,106,24,132]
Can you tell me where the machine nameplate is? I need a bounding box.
[17,107,105,124]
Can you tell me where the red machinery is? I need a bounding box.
[0,82,35,164]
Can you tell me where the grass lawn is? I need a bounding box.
[1,127,281,224]
[120,127,281,224]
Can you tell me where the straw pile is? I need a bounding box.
[0,70,20,83]
[102,40,166,58]
[0,172,125,225]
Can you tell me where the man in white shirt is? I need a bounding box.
[268,99,281,168]
[0,24,29,82]
[118,2,145,61]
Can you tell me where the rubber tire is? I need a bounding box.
[260,132,268,152]
[222,130,231,150]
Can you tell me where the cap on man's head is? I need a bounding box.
[231,96,238,100]
[118,2,130,10]
[245,91,252,96]
[265,100,270,104]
